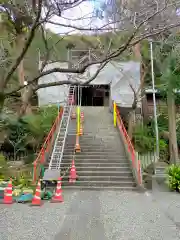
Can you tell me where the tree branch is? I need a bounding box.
[2,0,43,88]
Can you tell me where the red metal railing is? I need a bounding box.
[33,107,63,182]
[116,108,142,185]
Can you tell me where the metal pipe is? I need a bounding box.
[78,85,80,106]
[57,87,75,169]
[48,85,72,169]
[80,86,82,107]
[150,41,159,161]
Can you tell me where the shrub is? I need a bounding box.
[133,124,155,153]
[166,164,180,191]
[0,154,7,178]
[159,139,169,162]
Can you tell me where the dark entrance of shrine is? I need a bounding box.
[75,85,110,106]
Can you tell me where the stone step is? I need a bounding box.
[45,154,128,165]
[60,163,130,168]
[62,180,136,188]
[63,175,133,181]
[62,185,137,191]
[73,152,126,155]
[64,149,125,154]
[78,140,122,144]
[64,145,123,149]
[83,133,119,136]
[65,159,128,164]
[79,135,120,138]
[45,160,131,167]
[65,142,122,146]
[48,161,130,169]
[63,154,127,158]
[62,170,132,177]
[73,159,128,164]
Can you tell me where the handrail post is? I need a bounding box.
[77,106,80,135]
[76,85,81,135]
[40,148,45,164]
[138,160,142,185]
[136,151,142,185]
[113,101,117,127]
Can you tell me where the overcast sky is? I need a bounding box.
[45,1,106,35]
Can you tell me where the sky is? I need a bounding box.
[45,0,107,35]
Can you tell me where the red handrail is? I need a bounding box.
[33,107,63,182]
[116,108,142,185]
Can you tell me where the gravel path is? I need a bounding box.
[1,190,180,240]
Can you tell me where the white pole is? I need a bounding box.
[150,40,159,161]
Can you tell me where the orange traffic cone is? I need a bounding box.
[75,140,81,152]
[69,160,77,183]
[51,177,63,203]
[31,180,42,206]
[71,111,76,119]
[80,112,84,122]
[3,178,13,204]
[79,124,83,136]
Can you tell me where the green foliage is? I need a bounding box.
[166,164,180,191]
[133,119,168,160]
[0,154,7,178]
[155,113,180,147]
[23,153,36,164]
[176,121,180,146]
[159,139,169,162]
[133,124,155,153]
[12,176,32,188]
[161,52,180,91]
[0,153,6,166]
[2,105,58,161]
[22,105,58,144]
[157,114,168,132]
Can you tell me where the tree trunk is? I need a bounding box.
[167,89,179,164]
[128,109,136,139]
[140,63,149,122]
[127,43,142,139]
[19,86,33,117]
[16,34,32,116]
[132,43,141,60]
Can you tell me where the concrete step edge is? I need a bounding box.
[60,165,130,167]
[62,180,135,183]
[62,186,137,190]
[50,162,130,165]
[62,175,133,179]
[62,170,132,174]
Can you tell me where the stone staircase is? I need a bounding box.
[61,106,136,190]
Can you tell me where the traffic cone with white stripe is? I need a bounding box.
[51,177,63,203]
[3,178,13,204]
[69,159,77,183]
[31,180,42,206]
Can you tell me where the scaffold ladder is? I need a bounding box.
[48,85,75,171]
